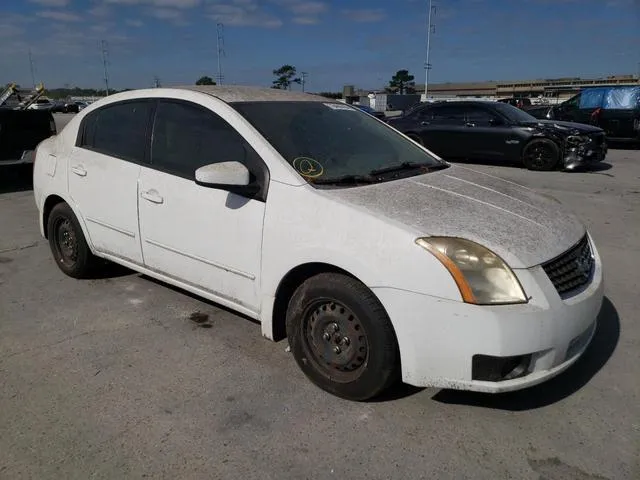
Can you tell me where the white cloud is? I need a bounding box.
[292,16,319,24]
[28,0,70,6]
[342,8,386,23]
[208,3,282,28]
[104,0,201,8]
[36,10,82,22]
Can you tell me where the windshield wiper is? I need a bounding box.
[311,174,379,185]
[369,162,448,176]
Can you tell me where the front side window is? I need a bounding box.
[151,100,261,181]
[80,100,152,163]
[465,107,498,125]
[429,105,467,123]
[232,101,446,184]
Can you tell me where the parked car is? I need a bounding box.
[387,100,608,170]
[553,86,640,143]
[27,98,54,111]
[33,86,604,400]
[524,104,556,120]
[498,97,532,109]
[1,109,56,166]
[353,104,387,121]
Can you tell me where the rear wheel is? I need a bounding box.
[286,273,400,401]
[47,202,101,278]
[522,138,560,171]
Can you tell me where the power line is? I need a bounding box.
[100,40,110,96]
[424,0,436,98]
[216,23,225,85]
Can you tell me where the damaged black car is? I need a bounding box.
[386,100,607,171]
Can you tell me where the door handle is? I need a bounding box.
[71,165,87,177]
[465,122,476,127]
[420,121,430,126]
[141,190,164,204]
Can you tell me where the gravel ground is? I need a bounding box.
[1,137,638,479]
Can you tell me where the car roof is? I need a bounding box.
[173,85,329,104]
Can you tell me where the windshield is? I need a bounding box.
[492,102,537,123]
[232,101,445,184]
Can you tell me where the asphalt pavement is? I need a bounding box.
[1,122,638,478]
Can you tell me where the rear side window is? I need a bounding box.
[150,100,256,180]
[79,100,152,163]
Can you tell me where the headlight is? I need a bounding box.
[415,237,527,305]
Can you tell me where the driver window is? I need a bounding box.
[151,100,257,180]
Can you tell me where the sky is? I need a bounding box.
[1,0,639,92]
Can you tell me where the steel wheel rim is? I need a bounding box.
[54,218,78,266]
[526,144,554,168]
[301,299,369,383]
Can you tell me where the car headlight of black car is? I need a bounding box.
[566,135,590,147]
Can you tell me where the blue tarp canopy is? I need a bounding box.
[579,86,640,110]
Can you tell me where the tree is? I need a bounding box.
[387,69,416,95]
[196,76,216,86]
[272,65,301,90]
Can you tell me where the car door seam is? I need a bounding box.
[144,238,256,281]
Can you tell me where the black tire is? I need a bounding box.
[522,138,560,171]
[407,133,424,146]
[286,273,400,401]
[47,202,101,279]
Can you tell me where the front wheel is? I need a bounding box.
[286,273,400,401]
[522,138,560,171]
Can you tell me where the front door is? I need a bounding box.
[138,99,267,313]
[67,100,154,264]
[462,106,518,162]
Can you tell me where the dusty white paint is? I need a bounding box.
[33,86,605,393]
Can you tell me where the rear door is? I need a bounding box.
[68,100,154,264]
[416,104,467,158]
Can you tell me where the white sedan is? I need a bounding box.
[32,86,604,401]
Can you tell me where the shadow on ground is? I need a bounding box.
[0,165,33,194]
[431,296,619,411]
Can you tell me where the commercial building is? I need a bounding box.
[346,74,640,103]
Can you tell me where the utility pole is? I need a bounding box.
[100,40,110,96]
[301,71,308,92]
[153,75,161,88]
[28,48,36,88]
[424,0,436,98]
[216,23,225,85]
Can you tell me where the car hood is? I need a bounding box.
[327,165,586,268]
[521,119,603,134]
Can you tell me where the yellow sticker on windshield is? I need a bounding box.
[293,157,324,178]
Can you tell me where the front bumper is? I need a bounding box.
[372,235,604,393]
[563,136,608,170]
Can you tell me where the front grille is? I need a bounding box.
[542,235,594,295]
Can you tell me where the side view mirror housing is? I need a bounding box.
[195,161,259,196]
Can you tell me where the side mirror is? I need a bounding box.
[195,161,259,196]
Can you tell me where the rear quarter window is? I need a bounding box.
[78,100,153,163]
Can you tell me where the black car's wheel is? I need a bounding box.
[286,273,400,401]
[522,138,560,171]
[406,133,424,146]
[47,202,101,278]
